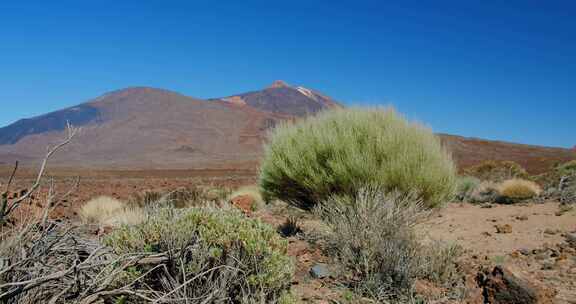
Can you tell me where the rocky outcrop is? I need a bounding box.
[477,266,556,304]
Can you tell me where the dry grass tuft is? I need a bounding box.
[498,178,542,200]
[78,196,124,224]
[315,188,464,302]
[229,185,265,211]
[102,207,147,226]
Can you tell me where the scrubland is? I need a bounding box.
[1,109,575,303]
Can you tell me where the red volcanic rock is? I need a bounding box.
[230,194,255,215]
[268,80,290,89]
[479,266,556,304]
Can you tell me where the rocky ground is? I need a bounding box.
[3,172,576,303]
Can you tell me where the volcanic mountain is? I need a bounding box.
[0,81,573,172]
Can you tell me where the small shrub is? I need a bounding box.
[557,160,576,175]
[127,190,163,208]
[498,179,542,200]
[316,188,462,302]
[79,196,124,224]
[464,160,528,182]
[259,108,456,209]
[104,207,294,303]
[455,176,480,201]
[538,160,576,203]
[128,187,225,209]
[469,182,500,204]
[420,242,464,287]
[277,216,302,237]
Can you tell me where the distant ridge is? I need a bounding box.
[215,80,342,116]
[0,82,574,172]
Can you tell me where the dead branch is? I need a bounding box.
[2,122,79,221]
[4,161,18,194]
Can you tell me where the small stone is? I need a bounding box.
[541,259,555,270]
[544,228,557,235]
[495,224,513,234]
[565,232,576,247]
[515,215,528,221]
[534,252,549,261]
[310,264,331,279]
[519,248,531,256]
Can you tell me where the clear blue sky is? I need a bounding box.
[1,0,574,148]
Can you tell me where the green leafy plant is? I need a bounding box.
[259,108,456,209]
[104,207,294,302]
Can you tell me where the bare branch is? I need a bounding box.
[4,123,79,218]
[4,161,18,194]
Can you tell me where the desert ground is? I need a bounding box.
[2,167,575,303]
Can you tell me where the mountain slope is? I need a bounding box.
[440,134,576,173]
[215,80,342,116]
[0,83,573,172]
[0,87,291,169]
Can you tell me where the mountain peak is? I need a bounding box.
[268,80,290,89]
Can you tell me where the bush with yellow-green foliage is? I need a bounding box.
[464,160,528,182]
[104,207,294,303]
[497,178,542,200]
[79,196,125,224]
[259,108,456,209]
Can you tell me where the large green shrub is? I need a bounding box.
[259,108,456,209]
[104,207,294,303]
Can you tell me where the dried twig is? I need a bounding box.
[2,122,79,220]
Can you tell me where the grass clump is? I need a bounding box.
[469,181,500,204]
[464,160,528,182]
[315,188,463,302]
[497,178,542,200]
[104,207,294,303]
[259,107,456,209]
[101,207,146,226]
[79,196,125,224]
[229,185,266,211]
[128,186,215,209]
[455,176,481,202]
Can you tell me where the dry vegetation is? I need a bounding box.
[79,196,125,224]
[498,179,542,200]
[1,109,575,304]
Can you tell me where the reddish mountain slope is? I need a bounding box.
[0,83,573,172]
[441,134,576,174]
[0,87,291,169]
[214,80,342,116]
